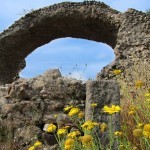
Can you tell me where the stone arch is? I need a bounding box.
[0,1,149,84]
[0,1,120,84]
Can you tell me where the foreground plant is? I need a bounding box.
[28,141,42,150]
[116,62,150,150]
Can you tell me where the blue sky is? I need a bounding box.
[0,0,149,80]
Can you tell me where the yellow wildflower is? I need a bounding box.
[146,98,150,102]
[64,106,73,112]
[145,93,150,97]
[28,146,35,150]
[78,111,84,118]
[80,135,93,147]
[91,103,98,107]
[143,124,150,132]
[57,128,67,136]
[128,110,135,115]
[113,69,121,75]
[143,131,150,138]
[81,120,99,130]
[136,123,143,128]
[133,129,143,137]
[100,123,107,132]
[67,130,81,138]
[135,80,144,88]
[46,124,57,132]
[114,131,123,136]
[143,124,150,138]
[103,105,121,114]
[65,139,74,150]
[34,141,42,147]
[68,107,80,117]
[65,144,74,150]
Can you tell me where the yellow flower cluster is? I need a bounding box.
[100,122,107,132]
[81,120,99,130]
[80,135,93,147]
[133,129,143,137]
[68,107,80,117]
[133,124,150,138]
[65,139,75,150]
[64,134,93,149]
[64,105,84,118]
[135,80,144,88]
[78,111,84,118]
[65,138,75,150]
[145,92,150,102]
[91,103,98,107]
[64,105,73,112]
[28,141,42,150]
[57,128,68,136]
[128,106,137,115]
[46,123,57,132]
[143,124,150,138]
[114,131,123,136]
[103,105,121,114]
[67,130,81,138]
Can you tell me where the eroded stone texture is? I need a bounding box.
[97,9,150,80]
[0,69,86,150]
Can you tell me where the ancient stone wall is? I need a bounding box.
[0,1,149,84]
[0,69,86,149]
[0,1,120,84]
[0,69,120,150]
[97,8,150,80]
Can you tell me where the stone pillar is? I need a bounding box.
[85,80,120,149]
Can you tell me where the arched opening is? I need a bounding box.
[20,38,115,81]
[0,1,120,84]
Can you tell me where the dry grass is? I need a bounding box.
[118,61,150,150]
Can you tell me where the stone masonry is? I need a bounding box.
[0,69,120,150]
[0,1,149,84]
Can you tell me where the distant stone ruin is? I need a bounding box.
[0,1,149,84]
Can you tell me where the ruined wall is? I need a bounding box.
[97,8,150,80]
[0,69,120,150]
[0,1,149,84]
[0,69,86,149]
[0,1,120,84]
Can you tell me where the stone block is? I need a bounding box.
[85,80,120,149]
